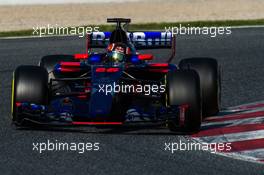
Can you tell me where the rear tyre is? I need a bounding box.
[166,70,201,132]
[179,58,220,117]
[40,55,75,93]
[11,66,48,124]
[39,55,74,81]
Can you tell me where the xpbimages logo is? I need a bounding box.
[164,140,232,154]
[165,24,232,38]
[32,24,100,37]
[32,140,100,154]
[97,82,166,95]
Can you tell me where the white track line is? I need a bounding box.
[193,101,264,164]
[207,108,264,120]
[201,116,264,128]
[235,148,264,160]
[191,137,264,164]
[197,129,264,143]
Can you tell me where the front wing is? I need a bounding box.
[14,101,186,127]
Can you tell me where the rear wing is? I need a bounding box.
[89,31,173,49]
[86,31,176,63]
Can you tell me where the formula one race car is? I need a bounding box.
[11,18,221,132]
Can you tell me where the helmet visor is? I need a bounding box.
[109,51,125,62]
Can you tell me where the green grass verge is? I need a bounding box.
[1,19,264,38]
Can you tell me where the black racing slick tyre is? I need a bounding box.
[11,66,49,124]
[39,55,74,81]
[179,58,220,117]
[40,55,75,93]
[166,70,202,132]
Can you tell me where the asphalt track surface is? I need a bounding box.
[0,28,264,175]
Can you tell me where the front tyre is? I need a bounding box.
[11,66,49,124]
[166,70,202,132]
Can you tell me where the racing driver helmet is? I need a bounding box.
[107,43,131,63]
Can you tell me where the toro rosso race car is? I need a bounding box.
[11,18,221,132]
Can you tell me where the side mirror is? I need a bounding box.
[138,54,153,60]
[74,54,88,59]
